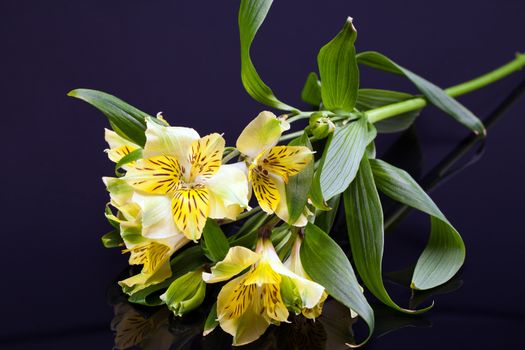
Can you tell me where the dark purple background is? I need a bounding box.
[1,0,524,349]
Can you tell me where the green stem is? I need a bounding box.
[235,206,262,221]
[222,149,240,163]
[279,130,304,141]
[366,54,525,124]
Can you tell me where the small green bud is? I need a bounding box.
[160,269,206,316]
[308,112,335,139]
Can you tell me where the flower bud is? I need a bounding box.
[160,269,206,316]
[308,112,335,139]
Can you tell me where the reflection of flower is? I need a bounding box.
[202,238,325,346]
[236,112,313,226]
[122,118,250,241]
[111,303,173,350]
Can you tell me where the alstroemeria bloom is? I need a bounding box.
[236,111,313,226]
[121,118,249,241]
[103,177,189,293]
[283,237,328,319]
[202,238,325,346]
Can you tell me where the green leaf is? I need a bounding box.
[286,134,314,223]
[203,302,219,336]
[101,230,122,248]
[67,89,151,146]
[238,0,295,110]
[301,72,322,106]
[344,155,431,313]
[115,149,143,177]
[301,223,374,346]
[320,116,369,200]
[356,89,420,133]
[357,52,486,136]
[127,246,207,306]
[317,17,359,112]
[201,219,230,262]
[369,159,465,290]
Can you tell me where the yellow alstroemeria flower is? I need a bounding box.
[104,177,189,293]
[202,238,325,346]
[236,111,313,226]
[120,117,250,241]
[283,236,328,319]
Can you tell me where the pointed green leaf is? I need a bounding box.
[357,89,420,133]
[238,0,295,110]
[201,219,230,262]
[357,52,486,136]
[317,17,359,112]
[286,134,314,223]
[101,230,122,248]
[203,302,219,336]
[301,223,374,346]
[344,155,432,313]
[320,116,369,200]
[68,88,151,146]
[369,159,465,290]
[115,149,143,176]
[301,72,322,106]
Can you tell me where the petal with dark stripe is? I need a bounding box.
[171,184,210,241]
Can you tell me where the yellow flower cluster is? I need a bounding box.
[103,111,346,345]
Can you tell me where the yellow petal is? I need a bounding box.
[302,291,328,319]
[259,145,313,182]
[219,275,257,320]
[171,184,210,241]
[189,133,225,182]
[236,111,283,158]
[126,155,182,195]
[273,175,309,227]
[132,192,182,240]
[105,129,139,164]
[206,163,250,220]
[143,119,199,166]
[249,165,281,214]
[202,246,261,283]
[217,275,271,346]
[124,241,171,274]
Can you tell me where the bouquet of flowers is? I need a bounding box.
[69,0,524,346]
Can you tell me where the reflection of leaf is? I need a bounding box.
[319,299,358,350]
[373,304,432,339]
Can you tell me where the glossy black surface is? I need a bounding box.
[2,0,524,349]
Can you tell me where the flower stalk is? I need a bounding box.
[366,54,525,124]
